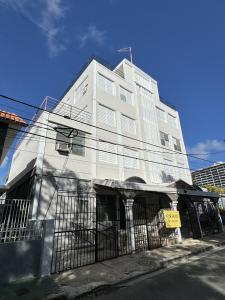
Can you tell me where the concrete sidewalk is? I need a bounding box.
[1,233,225,300]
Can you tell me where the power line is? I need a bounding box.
[6,125,193,171]
[0,93,217,164]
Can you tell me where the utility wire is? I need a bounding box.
[6,125,193,171]
[0,94,217,164]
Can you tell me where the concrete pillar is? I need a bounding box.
[121,191,136,253]
[39,219,54,277]
[167,193,182,243]
[212,197,224,233]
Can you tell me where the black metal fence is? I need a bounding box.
[51,193,133,273]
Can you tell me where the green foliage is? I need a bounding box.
[201,184,225,194]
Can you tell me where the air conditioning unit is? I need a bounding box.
[56,142,71,153]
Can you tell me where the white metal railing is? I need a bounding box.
[41,96,92,124]
[0,199,42,243]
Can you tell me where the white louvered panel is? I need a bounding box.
[97,104,116,127]
[156,107,166,123]
[98,141,117,164]
[121,115,136,134]
[123,147,138,169]
[168,114,177,128]
[97,73,114,95]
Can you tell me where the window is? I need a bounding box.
[168,114,177,128]
[120,86,133,105]
[97,73,114,95]
[97,104,116,127]
[123,147,139,169]
[172,137,181,152]
[156,107,166,123]
[160,131,169,147]
[98,141,117,164]
[75,77,88,102]
[121,115,136,134]
[72,131,85,156]
[55,126,85,156]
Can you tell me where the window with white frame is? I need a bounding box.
[74,77,88,102]
[172,137,182,152]
[121,115,136,134]
[168,114,177,128]
[123,147,139,169]
[160,131,169,147]
[120,86,133,105]
[97,104,116,127]
[97,73,114,95]
[156,107,166,122]
[98,141,117,164]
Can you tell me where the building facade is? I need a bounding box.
[192,162,225,188]
[5,58,223,273]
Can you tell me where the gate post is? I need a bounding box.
[39,219,54,277]
[167,194,182,243]
[122,191,136,253]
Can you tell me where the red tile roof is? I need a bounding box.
[0,110,27,126]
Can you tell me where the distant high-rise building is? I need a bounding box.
[192,162,225,187]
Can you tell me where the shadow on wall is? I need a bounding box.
[37,158,85,219]
[160,171,175,184]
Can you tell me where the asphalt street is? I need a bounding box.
[84,248,225,300]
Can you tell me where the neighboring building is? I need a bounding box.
[192,162,225,188]
[0,110,27,195]
[0,110,27,166]
[5,58,223,273]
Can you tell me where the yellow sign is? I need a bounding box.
[163,210,181,228]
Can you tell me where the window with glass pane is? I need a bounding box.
[120,86,133,105]
[160,131,169,147]
[172,137,181,152]
[121,115,136,134]
[97,73,114,95]
[72,131,85,156]
[97,104,116,127]
[98,141,117,164]
[123,147,138,168]
[56,127,72,149]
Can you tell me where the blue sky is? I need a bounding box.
[0,0,225,183]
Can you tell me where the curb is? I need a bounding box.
[51,241,225,300]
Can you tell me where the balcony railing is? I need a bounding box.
[40,96,92,124]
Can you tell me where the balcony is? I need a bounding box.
[40,96,92,124]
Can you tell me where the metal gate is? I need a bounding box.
[51,193,131,273]
[133,197,162,251]
[51,192,96,273]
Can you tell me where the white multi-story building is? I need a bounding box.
[5,58,222,272]
[7,58,192,217]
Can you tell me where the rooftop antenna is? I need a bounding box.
[117,47,133,63]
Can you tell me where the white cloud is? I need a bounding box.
[0,155,9,169]
[79,25,107,48]
[187,139,225,159]
[0,0,66,57]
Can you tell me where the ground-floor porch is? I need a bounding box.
[50,179,223,273]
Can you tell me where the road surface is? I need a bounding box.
[85,247,225,300]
